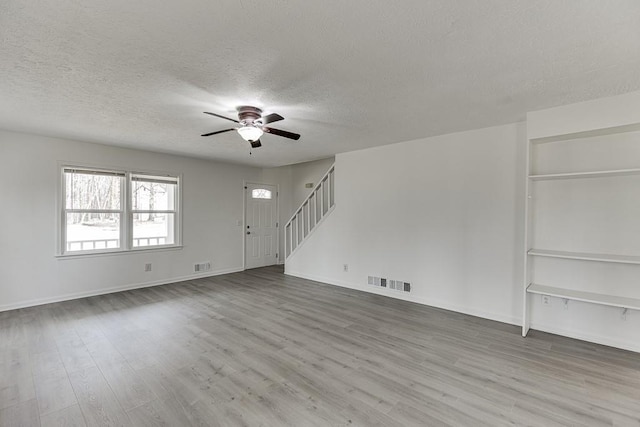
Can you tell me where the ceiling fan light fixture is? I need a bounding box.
[237,126,263,142]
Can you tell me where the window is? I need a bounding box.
[251,188,272,199]
[131,174,178,247]
[64,168,124,252]
[61,167,180,255]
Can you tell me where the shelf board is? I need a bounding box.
[529,122,640,144]
[529,168,640,181]
[527,283,640,310]
[528,249,640,265]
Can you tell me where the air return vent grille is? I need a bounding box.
[367,276,410,293]
[194,262,211,272]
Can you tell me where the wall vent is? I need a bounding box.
[194,262,211,272]
[367,276,411,293]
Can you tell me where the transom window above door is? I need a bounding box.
[251,188,272,199]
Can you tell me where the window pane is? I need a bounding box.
[66,213,120,252]
[132,180,176,211]
[133,213,175,247]
[251,189,272,199]
[65,171,121,210]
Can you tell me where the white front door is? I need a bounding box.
[245,183,278,269]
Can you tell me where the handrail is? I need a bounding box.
[285,164,335,226]
[285,164,335,259]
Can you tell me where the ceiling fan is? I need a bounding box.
[201,106,300,148]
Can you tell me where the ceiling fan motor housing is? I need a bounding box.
[237,106,262,125]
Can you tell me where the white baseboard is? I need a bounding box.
[285,269,520,327]
[529,322,640,354]
[0,267,243,312]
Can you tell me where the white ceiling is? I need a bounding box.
[1,1,640,167]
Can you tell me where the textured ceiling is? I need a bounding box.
[1,1,640,167]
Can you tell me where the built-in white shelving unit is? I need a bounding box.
[522,111,640,339]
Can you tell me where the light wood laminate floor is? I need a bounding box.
[1,266,639,426]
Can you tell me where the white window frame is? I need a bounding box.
[130,173,180,249]
[58,165,182,257]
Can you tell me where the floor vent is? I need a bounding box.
[367,276,410,293]
[194,262,211,272]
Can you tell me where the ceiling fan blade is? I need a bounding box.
[203,112,239,123]
[261,113,284,124]
[201,128,237,137]
[250,139,262,148]
[263,127,301,140]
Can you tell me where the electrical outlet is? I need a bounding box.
[541,295,551,306]
[144,263,152,272]
[343,264,348,272]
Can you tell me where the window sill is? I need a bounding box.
[56,245,183,260]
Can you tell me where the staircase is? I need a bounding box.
[285,164,335,259]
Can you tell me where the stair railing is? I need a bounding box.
[285,164,335,259]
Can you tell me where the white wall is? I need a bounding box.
[0,130,261,311]
[286,123,527,325]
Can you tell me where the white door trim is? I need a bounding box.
[243,181,279,270]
